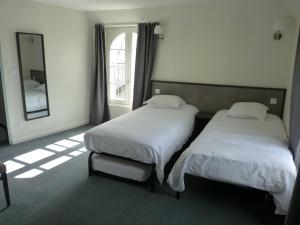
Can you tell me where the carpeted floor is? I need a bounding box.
[0,126,285,225]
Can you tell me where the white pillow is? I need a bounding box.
[226,102,269,121]
[36,84,46,92]
[145,95,186,109]
[23,79,40,89]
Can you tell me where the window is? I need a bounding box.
[106,27,137,106]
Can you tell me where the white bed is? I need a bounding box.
[25,89,47,112]
[24,80,47,113]
[168,110,297,215]
[84,104,199,183]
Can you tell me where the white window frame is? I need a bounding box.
[105,26,137,106]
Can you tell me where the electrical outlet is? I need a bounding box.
[270,98,277,105]
[155,89,160,94]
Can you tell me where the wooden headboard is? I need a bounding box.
[30,70,45,84]
[151,80,286,118]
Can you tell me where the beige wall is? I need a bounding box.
[0,0,91,144]
[88,0,298,125]
[285,0,300,23]
[0,0,298,142]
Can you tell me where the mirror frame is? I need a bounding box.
[16,32,50,121]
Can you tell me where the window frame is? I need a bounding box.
[105,26,137,107]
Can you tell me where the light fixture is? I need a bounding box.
[273,20,285,41]
[154,25,164,40]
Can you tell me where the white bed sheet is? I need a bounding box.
[84,104,199,183]
[25,88,47,112]
[168,110,296,215]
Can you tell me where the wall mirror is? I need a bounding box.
[16,32,50,120]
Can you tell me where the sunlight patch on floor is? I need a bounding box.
[4,160,25,174]
[78,147,87,152]
[40,156,72,170]
[6,133,88,179]
[55,139,80,148]
[69,133,84,142]
[45,144,67,152]
[69,151,83,157]
[14,149,55,164]
[15,169,44,179]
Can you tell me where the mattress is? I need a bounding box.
[84,104,199,184]
[92,153,152,182]
[168,110,296,215]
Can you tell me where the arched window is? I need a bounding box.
[106,27,137,105]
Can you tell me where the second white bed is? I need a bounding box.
[85,104,198,183]
[168,110,296,215]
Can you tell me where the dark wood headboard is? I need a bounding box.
[151,80,286,118]
[30,70,45,84]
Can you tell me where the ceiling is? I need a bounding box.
[31,0,300,22]
[33,0,253,11]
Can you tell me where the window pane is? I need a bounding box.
[109,49,125,67]
[116,84,126,100]
[109,32,127,103]
[109,83,126,101]
[130,32,138,104]
[109,83,116,100]
[132,32,137,50]
[109,67,125,83]
[107,30,137,104]
[131,50,136,81]
[110,33,125,50]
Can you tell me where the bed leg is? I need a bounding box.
[260,193,271,224]
[88,151,95,176]
[150,165,156,193]
[176,192,180,199]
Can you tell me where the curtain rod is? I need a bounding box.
[104,23,138,28]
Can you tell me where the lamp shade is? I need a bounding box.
[154,25,163,35]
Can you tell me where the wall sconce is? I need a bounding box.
[273,20,285,41]
[154,25,164,40]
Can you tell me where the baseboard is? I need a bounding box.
[11,120,89,145]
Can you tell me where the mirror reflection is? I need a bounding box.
[16,33,50,120]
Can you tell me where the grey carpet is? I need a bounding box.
[0,126,285,225]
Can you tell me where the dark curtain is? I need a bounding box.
[290,28,300,158]
[132,23,159,110]
[285,28,300,225]
[89,24,109,125]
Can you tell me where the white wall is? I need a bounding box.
[0,0,91,144]
[87,0,298,124]
[0,0,297,142]
[285,0,300,23]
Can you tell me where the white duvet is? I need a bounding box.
[168,110,296,215]
[84,104,199,183]
[25,88,47,112]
